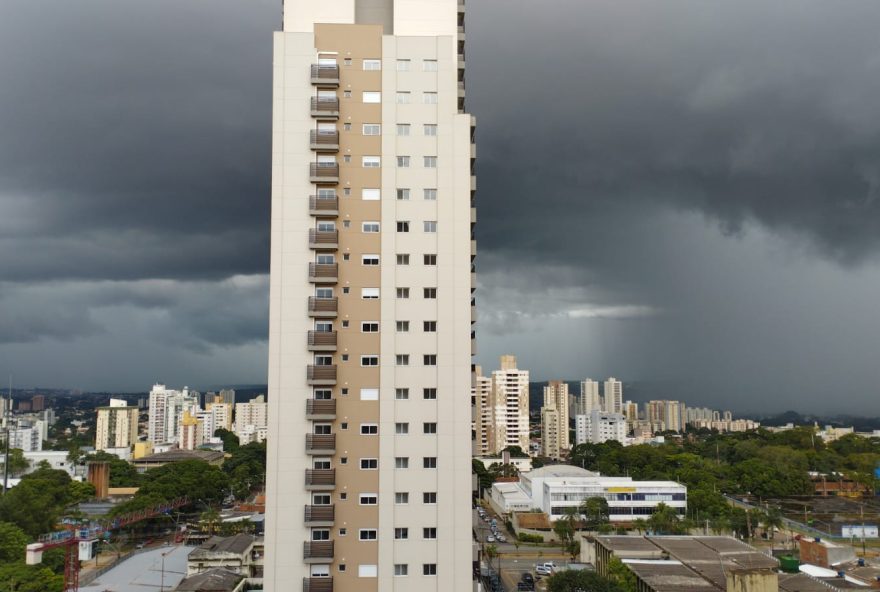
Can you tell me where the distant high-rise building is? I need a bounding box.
[95,398,139,451]
[490,355,530,453]
[623,400,639,424]
[30,395,45,412]
[234,395,268,444]
[541,381,570,459]
[148,384,199,445]
[218,389,236,406]
[603,377,623,414]
[178,410,203,451]
[664,401,684,433]
[472,367,492,455]
[575,410,627,445]
[579,379,601,416]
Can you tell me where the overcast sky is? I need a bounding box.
[2,0,880,414]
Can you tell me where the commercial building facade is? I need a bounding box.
[265,1,475,590]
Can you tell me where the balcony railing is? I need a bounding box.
[310,97,340,118]
[306,399,337,419]
[307,330,337,351]
[308,263,338,283]
[305,469,335,489]
[304,505,335,524]
[309,163,339,183]
[306,365,337,385]
[303,541,334,562]
[303,577,334,592]
[306,434,336,454]
[309,195,338,216]
[308,229,339,249]
[308,296,338,317]
[310,130,339,151]
[311,64,340,86]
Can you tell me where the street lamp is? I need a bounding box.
[160,549,172,592]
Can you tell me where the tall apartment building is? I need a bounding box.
[147,384,199,445]
[265,1,475,590]
[579,379,601,417]
[603,377,623,414]
[95,398,140,451]
[623,401,639,424]
[234,395,268,444]
[178,411,203,451]
[471,366,492,455]
[489,355,530,454]
[575,410,627,445]
[541,381,569,459]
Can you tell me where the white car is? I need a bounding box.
[535,566,552,576]
[487,536,496,543]
[497,536,507,543]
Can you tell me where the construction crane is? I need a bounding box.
[26,497,189,592]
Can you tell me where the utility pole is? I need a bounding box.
[3,375,11,495]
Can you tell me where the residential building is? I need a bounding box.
[471,366,492,455]
[219,389,236,406]
[148,384,199,445]
[264,1,475,590]
[179,410,203,451]
[30,395,46,411]
[233,396,268,443]
[579,379,601,416]
[175,568,246,592]
[8,425,42,452]
[490,355,530,453]
[623,401,639,425]
[540,381,569,459]
[95,398,140,451]
[187,534,264,581]
[575,410,628,445]
[488,465,686,522]
[603,377,623,414]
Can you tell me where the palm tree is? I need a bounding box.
[762,507,784,546]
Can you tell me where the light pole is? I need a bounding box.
[160,549,171,592]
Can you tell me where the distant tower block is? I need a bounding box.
[87,462,109,499]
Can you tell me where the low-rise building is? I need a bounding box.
[575,411,627,445]
[174,568,245,592]
[132,449,224,473]
[187,534,263,582]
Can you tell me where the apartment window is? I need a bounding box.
[314,388,332,400]
[314,424,331,435]
[395,457,409,469]
[423,422,437,434]
[423,492,437,504]
[397,221,410,233]
[362,91,381,103]
[423,59,438,71]
[362,188,381,200]
[361,355,379,367]
[396,254,410,265]
[396,92,411,104]
[362,156,380,168]
[423,156,437,168]
[424,254,437,265]
[362,254,379,266]
[343,58,352,66]
[424,124,438,136]
[342,254,350,263]
[394,527,409,539]
[343,155,351,163]
[361,288,379,299]
[362,123,381,135]
[360,423,378,435]
[423,527,437,539]
[423,221,437,233]
[343,90,352,98]
[423,388,437,400]
[359,529,378,540]
[343,122,352,131]
[361,322,379,333]
[397,124,410,136]
[360,494,378,505]
[343,187,351,195]
[363,59,381,71]
[423,355,437,366]
[312,529,330,540]
[423,457,437,469]
[396,287,410,299]
[423,321,437,332]
[395,388,410,400]
[396,59,410,71]
[394,492,409,504]
[396,188,411,200]
[360,458,378,470]
[423,92,438,104]
[397,156,410,168]
[396,321,410,332]
[395,422,409,434]
[423,564,437,576]
[339,527,347,537]
[360,388,379,401]
[362,221,379,233]
[394,564,409,577]
[423,288,437,299]
[396,355,410,366]
[423,188,437,200]
[342,221,351,229]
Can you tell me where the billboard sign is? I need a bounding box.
[841,525,878,539]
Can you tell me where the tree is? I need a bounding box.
[0,466,81,537]
[110,460,230,516]
[647,503,684,535]
[82,451,140,487]
[0,448,30,477]
[761,507,784,543]
[547,569,625,592]
[607,557,638,592]
[214,428,240,453]
[580,496,610,530]
[223,441,267,500]
[0,522,28,564]
[553,509,581,559]
[0,564,64,592]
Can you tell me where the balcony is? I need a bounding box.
[310,163,339,183]
[310,97,339,119]
[306,434,336,455]
[308,263,338,284]
[304,505,335,526]
[306,399,337,420]
[303,541,334,563]
[305,469,335,491]
[303,577,334,592]
[307,365,337,385]
[309,195,338,216]
[307,330,337,352]
[308,297,338,318]
[311,64,340,86]
[308,229,339,250]
[310,130,339,151]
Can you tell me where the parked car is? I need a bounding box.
[522,573,535,586]
[535,565,552,576]
[487,536,495,543]
[497,535,507,543]
[539,562,558,571]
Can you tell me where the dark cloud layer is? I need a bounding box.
[2,0,880,411]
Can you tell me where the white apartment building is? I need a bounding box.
[579,379,601,417]
[234,395,268,442]
[148,384,199,445]
[9,425,42,452]
[95,398,140,451]
[603,378,623,414]
[541,381,569,459]
[489,355,530,453]
[575,411,628,445]
[264,2,475,590]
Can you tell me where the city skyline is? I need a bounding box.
[3,0,880,414]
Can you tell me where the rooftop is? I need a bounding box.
[522,464,599,479]
[80,545,194,592]
[189,534,258,559]
[175,567,244,591]
[135,449,225,464]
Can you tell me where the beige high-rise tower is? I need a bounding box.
[265,1,475,590]
[541,381,569,458]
